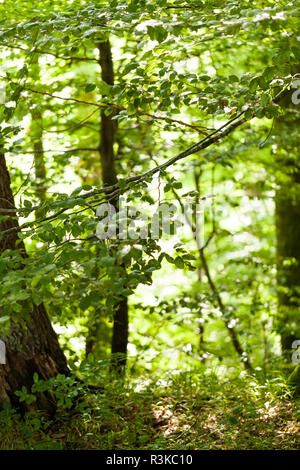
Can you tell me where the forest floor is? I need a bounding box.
[0,371,299,450]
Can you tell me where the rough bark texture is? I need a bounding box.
[97,40,129,368]
[274,88,300,363]
[275,183,300,354]
[98,40,118,187]
[31,108,47,208]
[30,54,47,217]
[0,154,68,413]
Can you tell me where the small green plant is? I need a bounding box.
[2,364,299,450]
[15,372,89,411]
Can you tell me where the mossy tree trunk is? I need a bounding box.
[274,89,300,369]
[29,54,47,218]
[85,39,128,370]
[0,153,68,413]
[275,179,300,357]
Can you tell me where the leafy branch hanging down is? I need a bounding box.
[1,79,209,135]
[0,85,288,240]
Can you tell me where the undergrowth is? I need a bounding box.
[0,363,299,450]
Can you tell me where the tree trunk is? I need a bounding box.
[97,40,129,369]
[274,88,300,363]
[98,40,118,187]
[0,153,68,413]
[29,54,47,218]
[275,182,300,357]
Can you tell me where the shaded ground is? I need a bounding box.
[0,372,299,450]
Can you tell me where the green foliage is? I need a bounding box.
[0,0,299,450]
[1,368,299,450]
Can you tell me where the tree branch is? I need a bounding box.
[2,79,209,135]
[0,42,98,62]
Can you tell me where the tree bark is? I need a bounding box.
[97,40,129,369]
[30,107,47,216]
[275,182,300,356]
[98,40,118,187]
[0,153,68,413]
[274,88,300,363]
[29,53,47,217]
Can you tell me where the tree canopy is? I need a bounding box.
[0,0,299,451]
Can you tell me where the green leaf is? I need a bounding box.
[0,315,9,323]
[85,83,96,93]
[272,51,290,65]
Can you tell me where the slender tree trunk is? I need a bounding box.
[98,40,118,187]
[30,107,47,213]
[29,54,47,217]
[0,154,68,413]
[275,183,300,357]
[171,170,252,370]
[97,40,129,369]
[274,89,300,363]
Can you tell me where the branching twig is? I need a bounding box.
[0,42,98,62]
[169,177,253,371]
[1,79,209,135]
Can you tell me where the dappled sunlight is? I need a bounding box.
[0,0,299,453]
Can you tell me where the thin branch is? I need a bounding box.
[1,79,209,135]
[165,4,203,9]
[0,42,98,62]
[0,87,288,236]
[0,113,247,226]
[170,182,253,371]
[39,108,100,133]
[10,148,100,154]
